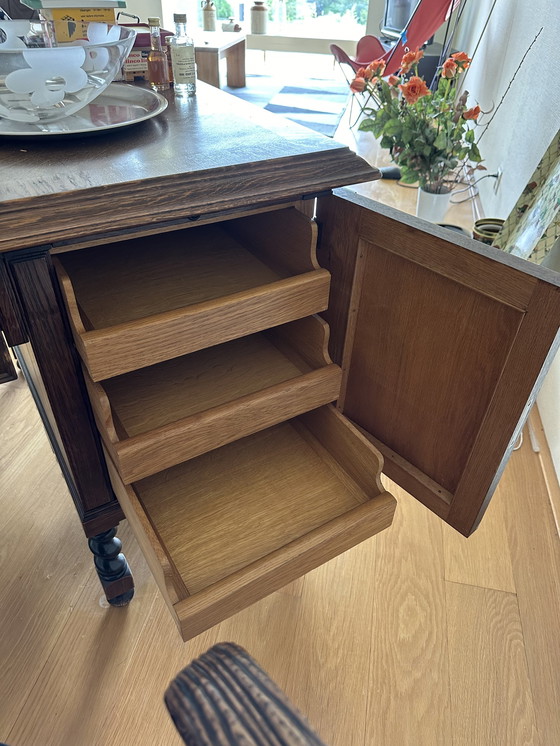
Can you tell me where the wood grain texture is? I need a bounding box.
[226,207,319,275]
[56,225,283,325]
[501,434,560,745]
[442,479,516,592]
[0,333,17,384]
[446,583,539,746]
[0,258,28,346]
[194,36,246,89]
[354,203,539,310]
[0,84,379,253]
[109,405,394,639]
[48,201,300,255]
[54,227,331,380]
[172,493,394,641]
[531,406,560,537]
[326,192,560,536]
[315,195,361,365]
[164,642,327,745]
[0,376,96,731]
[341,238,523,493]
[90,321,341,482]
[8,251,116,517]
[5,519,160,746]
[3,377,560,745]
[362,478,453,746]
[113,368,342,483]
[105,455,188,610]
[135,408,386,594]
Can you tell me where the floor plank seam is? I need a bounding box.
[512,591,543,746]
[442,576,456,746]
[443,577,518,595]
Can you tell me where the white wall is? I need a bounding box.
[453,0,560,479]
[455,0,560,218]
[124,0,163,24]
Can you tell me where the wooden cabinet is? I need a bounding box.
[1,84,559,641]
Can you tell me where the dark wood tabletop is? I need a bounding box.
[0,82,379,252]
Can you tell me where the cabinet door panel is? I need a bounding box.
[318,191,560,536]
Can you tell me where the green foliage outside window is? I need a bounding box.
[215,0,233,19]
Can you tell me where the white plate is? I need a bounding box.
[0,84,168,137]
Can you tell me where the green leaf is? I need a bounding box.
[401,127,413,144]
[380,135,394,149]
[423,145,432,157]
[469,142,482,162]
[358,119,376,132]
[399,167,418,184]
[465,127,475,143]
[383,118,401,136]
[434,132,447,150]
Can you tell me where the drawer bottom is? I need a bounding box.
[108,405,396,640]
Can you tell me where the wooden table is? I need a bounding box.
[1,83,559,641]
[194,33,246,89]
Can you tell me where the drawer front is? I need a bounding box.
[106,405,396,641]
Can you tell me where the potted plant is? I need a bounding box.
[350,49,483,221]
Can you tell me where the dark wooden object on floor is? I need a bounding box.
[165,642,327,745]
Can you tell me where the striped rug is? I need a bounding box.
[225,74,350,137]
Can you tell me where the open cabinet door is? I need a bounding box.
[317,190,560,537]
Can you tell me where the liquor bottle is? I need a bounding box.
[147,16,170,92]
[169,13,196,97]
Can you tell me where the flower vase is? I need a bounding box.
[416,186,451,223]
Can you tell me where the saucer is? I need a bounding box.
[0,83,168,137]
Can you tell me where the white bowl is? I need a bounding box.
[0,21,136,123]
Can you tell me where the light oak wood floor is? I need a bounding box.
[2,109,560,746]
[2,354,560,746]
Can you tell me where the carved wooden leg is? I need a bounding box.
[88,528,134,606]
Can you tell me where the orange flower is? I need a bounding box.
[441,59,458,78]
[366,59,386,77]
[350,76,366,93]
[400,49,424,74]
[388,74,400,86]
[451,51,471,68]
[463,105,481,120]
[398,75,430,104]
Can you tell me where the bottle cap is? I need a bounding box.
[147,17,160,25]
[174,13,187,22]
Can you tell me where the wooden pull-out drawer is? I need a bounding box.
[87,316,343,483]
[106,405,396,641]
[54,208,327,381]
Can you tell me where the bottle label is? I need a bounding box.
[170,46,196,85]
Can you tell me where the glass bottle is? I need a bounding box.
[169,13,196,97]
[147,16,170,92]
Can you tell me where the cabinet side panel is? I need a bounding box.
[8,251,118,522]
[316,195,362,365]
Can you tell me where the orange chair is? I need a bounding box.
[331,0,462,78]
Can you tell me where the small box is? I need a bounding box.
[39,8,117,42]
[122,48,149,81]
